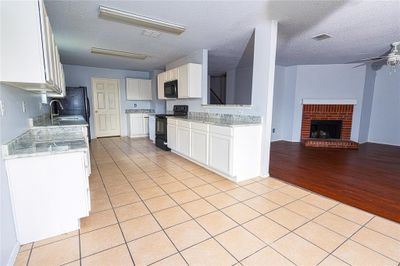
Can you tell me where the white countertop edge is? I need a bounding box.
[302,99,357,105]
[3,147,89,160]
[167,116,262,128]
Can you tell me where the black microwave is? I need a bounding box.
[164,80,178,98]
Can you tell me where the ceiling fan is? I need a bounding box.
[349,41,400,72]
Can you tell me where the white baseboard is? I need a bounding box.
[7,242,19,266]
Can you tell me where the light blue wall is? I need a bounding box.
[358,65,377,143]
[63,64,151,137]
[0,84,45,266]
[273,64,367,142]
[368,66,400,145]
[273,63,400,146]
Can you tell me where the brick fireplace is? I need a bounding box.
[301,104,358,149]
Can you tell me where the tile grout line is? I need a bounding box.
[89,146,137,265]
[97,138,191,266]
[111,138,243,264]
[117,137,340,264]
[117,138,326,264]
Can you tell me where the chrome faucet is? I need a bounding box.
[49,99,64,123]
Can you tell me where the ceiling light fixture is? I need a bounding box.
[99,5,185,35]
[312,33,332,41]
[91,47,147,60]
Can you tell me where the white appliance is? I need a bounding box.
[149,114,156,143]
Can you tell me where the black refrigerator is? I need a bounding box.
[51,86,91,141]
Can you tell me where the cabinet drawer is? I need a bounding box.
[191,122,209,131]
[177,120,190,128]
[209,125,233,137]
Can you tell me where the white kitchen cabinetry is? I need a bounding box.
[128,113,150,138]
[157,63,202,99]
[176,120,191,157]
[178,63,202,98]
[167,118,262,182]
[209,126,233,175]
[165,68,179,82]
[5,151,90,244]
[157,72,167,100]
[126,78,152,100]
[0,0,65,96]
[149,115,156,143]
[191,122,209,165]
[167,119,177,150]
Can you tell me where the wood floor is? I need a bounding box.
[270,141,400,223]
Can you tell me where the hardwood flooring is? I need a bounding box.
[270,141,400,223]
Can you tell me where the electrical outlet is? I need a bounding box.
[134,103,137,108]
[22,101,26,113]
[272,128,276,133]
[0,100,4,116]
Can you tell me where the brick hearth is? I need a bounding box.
[301,104,358,149]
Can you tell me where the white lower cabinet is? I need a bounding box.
[191,129,208,165]
[167,120,177,150]
[5,151,90,244]
[167,119,262,181]
[149,115,155,142]
[176,125,191,157]
[209,133,232,176]
[129,113,149,138]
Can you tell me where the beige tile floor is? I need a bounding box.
[15,137,400,266]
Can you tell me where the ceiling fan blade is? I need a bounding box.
[346,56,385,64]
[352,63,365,68]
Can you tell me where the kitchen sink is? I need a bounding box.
[54,116,82,121]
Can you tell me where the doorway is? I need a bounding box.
[91,78,121,137]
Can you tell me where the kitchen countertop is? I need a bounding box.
[3,117,88,160]
[125,109,155,114]
[32,115,88,128]
[168,116,262,127]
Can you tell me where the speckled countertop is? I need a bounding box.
[167,112,262,127]
[3,122,88,160]
[32,115,88,128]
[125,109,155,114]
[169,116,261,127]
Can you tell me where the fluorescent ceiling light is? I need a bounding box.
[99,5,185,35]
[91,47,147,60]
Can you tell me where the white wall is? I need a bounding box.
[368,66,400,145]
[63,65,151,138]
[273,64,367,142]
[0,84,46,266]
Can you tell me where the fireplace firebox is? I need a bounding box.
[310,120,342,139]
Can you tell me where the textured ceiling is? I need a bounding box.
[44,0,400,71]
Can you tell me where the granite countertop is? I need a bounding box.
[32,115,88,128]
[125,109,155,114]
[168,116,262,127]
[3,127,88,160]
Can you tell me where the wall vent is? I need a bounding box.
[312,34,332,41]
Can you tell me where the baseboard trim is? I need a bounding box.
[7,242,19,266]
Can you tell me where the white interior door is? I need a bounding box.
[92,78,121,137]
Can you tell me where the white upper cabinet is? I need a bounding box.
[178,63,202,98]
[126,78,152,100]
[0,0,65,96]
[165,68,179,82]
[157,72,167,100]
[157,63,202,99]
